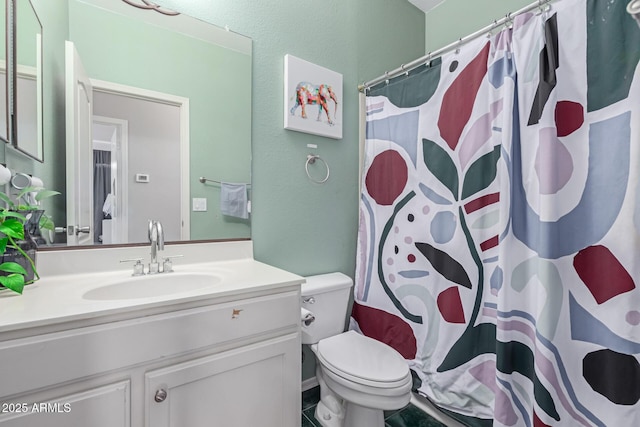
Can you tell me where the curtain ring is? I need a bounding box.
[305,154,330,184]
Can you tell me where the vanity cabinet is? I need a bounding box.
[0,287,301,427]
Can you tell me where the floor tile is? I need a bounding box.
[303,406,322,426]
[302,386,321,410]
[385,404,447,427]
[302,412,317,427]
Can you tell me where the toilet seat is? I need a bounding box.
[316,330,411,389]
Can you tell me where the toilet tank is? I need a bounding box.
[301,272,353,345]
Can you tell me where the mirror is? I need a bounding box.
[21,0,252,247]
[0,0,9,144]
[13,0,43,161]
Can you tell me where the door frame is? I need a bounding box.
[89,79,190,240]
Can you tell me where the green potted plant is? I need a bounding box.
[0,186,60,294]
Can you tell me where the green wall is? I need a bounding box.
[425,0,533,50]
[154,0,426,278]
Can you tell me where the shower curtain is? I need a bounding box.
[353,1,640,426]
[93,150,111,244]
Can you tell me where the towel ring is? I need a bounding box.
[305,154,330,184]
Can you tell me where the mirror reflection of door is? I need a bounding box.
[65,40,94,246]
[92,90,183,244]
[67,41,188,246]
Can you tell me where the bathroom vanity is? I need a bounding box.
[0,241,302,427]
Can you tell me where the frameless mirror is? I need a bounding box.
[28,0,252,247]
[13,0,43,161]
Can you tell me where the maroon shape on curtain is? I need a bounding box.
[534,412,552,427]
[555,100,584,137]
[436,287,466,324]
[438,43,491,150]
[365,150,408,206]
[573,245,635,304]
[352,302,417,359]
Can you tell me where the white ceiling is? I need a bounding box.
[408,0,444,13]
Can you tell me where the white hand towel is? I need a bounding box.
[220,182,248,219]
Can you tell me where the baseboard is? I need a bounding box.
[302,376,319,392]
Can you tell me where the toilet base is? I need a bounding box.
[316,400,386,427]
[344,403,385,427]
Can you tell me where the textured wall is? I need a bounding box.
[154,0,426,278]
[425,0,532,50]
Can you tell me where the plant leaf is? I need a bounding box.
[0,237,7,253]
[0,219,25,240]
[0,192,15,209]
[0,262,27,275]
[16,186,39,199]
[422,138,459,201]
[39,214,55,231]
[0,274,25,294]
[0,211,27,221]
[35,190,61,202]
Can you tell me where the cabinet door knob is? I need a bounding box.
[154,388,168,403]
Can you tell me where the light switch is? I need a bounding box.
[192,198,207,212]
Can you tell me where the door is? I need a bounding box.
[145,334,300,427]
[65,40,93,245]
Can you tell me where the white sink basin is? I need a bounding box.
[82,272,222,300]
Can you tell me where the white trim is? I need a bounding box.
[92,115,129,244]
[89,78,190,241]
[302,376,319,392]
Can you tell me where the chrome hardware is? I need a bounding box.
[161,255,183,273]
[75,225,91,235]
[302,296,315,304]
[302,312,315,326]
[154,388,167,403]
[148,220,165,274]
[120,258,145,276]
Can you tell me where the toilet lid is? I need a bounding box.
[316,331,409,384]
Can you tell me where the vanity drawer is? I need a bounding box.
[0,290,300,398]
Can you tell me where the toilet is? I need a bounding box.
[301,273,412,427]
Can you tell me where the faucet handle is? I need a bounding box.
[161,255,183,273]
[120,258,145,276]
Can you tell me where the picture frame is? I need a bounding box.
[284,54,343,139]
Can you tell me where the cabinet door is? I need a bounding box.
[0,381,130,427]
[146,333,300,427]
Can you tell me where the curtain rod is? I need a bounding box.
[358,0,553,92]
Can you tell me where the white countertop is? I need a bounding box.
[0,241,304,334]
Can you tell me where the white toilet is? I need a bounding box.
[301,273,413,427]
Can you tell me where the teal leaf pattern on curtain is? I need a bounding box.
[461,144,501,200]
[356,0,639,425]
[422,138,459,201]
[415,242,472,289]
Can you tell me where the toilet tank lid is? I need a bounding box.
[301,272,352,295]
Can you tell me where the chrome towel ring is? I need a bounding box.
[305,154,330,184]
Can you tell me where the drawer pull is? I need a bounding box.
[154,388,168,403]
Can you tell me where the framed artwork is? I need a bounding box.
[284,54,343,139]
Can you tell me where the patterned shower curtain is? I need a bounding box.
[353,1,640,426]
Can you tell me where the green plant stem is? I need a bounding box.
[7,235,39,282]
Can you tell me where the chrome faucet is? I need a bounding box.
[148,220,165,274]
